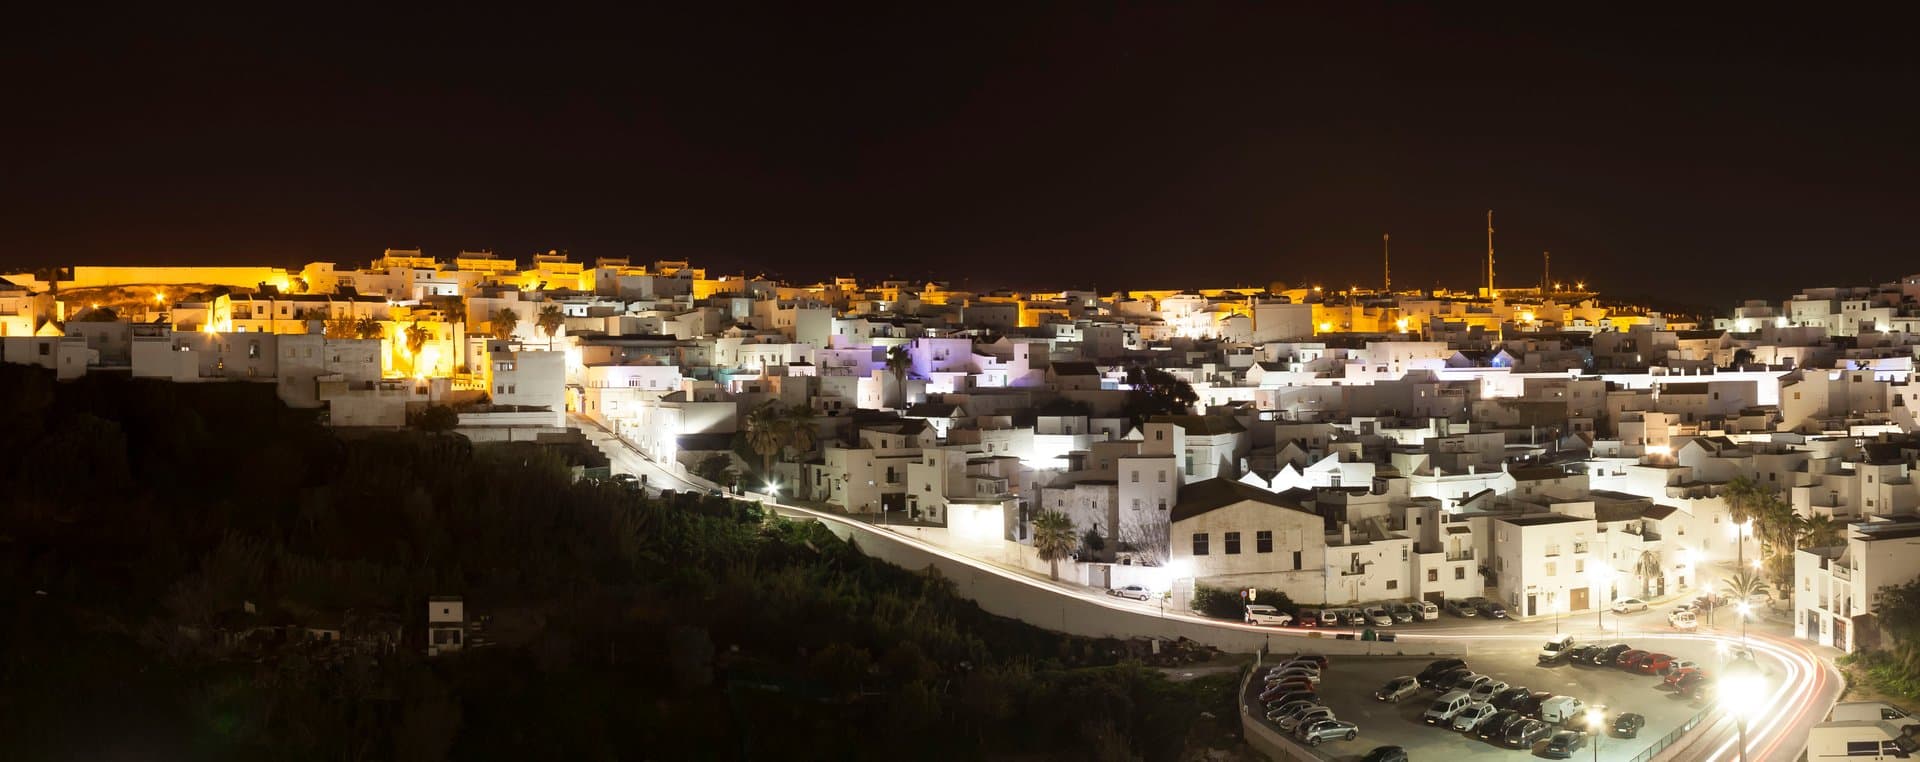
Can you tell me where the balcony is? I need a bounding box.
[1445,550,1475,562]
[1573,542,1589,554]
[1832,563,1853,581]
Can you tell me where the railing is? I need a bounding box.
[1625,704,1712,762]
[1833,563,1853,581]
[1445,550,1475,562]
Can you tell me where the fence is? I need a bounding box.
[1631,703,1714,762]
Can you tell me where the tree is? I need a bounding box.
[1874,580,1920,674]
[536,304,565,349]
[404,322,432,375]
[354,316,384,340]
[884,344,912,408]
[1081,527,1107,558]
[416,405,458,433]
[1800,514,1843,549]
[1722,476,1762,572]
[1118,518,1171,567]
[783,404,819,462]
[1122,367,1198,427]
[744,401,789,478]
[692,453,733,484]
[323,317,360,339]
[1635,549,1664,597]
[1031,511,1077,581]
[1721,569,1770,607]
[489,308,519,341]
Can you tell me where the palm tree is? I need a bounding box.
[354,317,384,340]
[783,404,819,463]
[1635,550,1663,597]
[490,308,519,342]
[1754,492,1800,590]
[884,344,912,409]
[404,321,432,376]
[536,304,565,350]
[1800,514,1843,549]
[1722,476,1762,571]
[744,401,789,479]
[1721,569,1770,606]
[1031,511,1077,581]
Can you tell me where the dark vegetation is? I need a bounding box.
[0,364,1237,760]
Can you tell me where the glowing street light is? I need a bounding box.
[1719,669,1766,762]
[1587,564,1613,630]
[1585,708,1604,762]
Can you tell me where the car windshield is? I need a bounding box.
[1544,642,1564,651]
[1430,700,1451,712]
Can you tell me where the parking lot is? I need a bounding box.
[1252,635,1739,761]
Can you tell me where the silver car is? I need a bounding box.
[1277,705,1336,734]
[1296,718,1360,746]
[1362,606,1394,627]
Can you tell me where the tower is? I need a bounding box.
[1543,251,1551,294]
[1485,210,1496,298]
[1383,233,1391,294]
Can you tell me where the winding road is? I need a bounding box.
[579,415,1840,761]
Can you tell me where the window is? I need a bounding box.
[1545,561,1557,577]
[1225,532,1241,554]
[1158,470,1167,483]
[1131,471,1140,483]
[1386,580,1398,590]
[1157,498,1167,512]
[1455,567,1466,580]
[1156,430,1165,441]
[1292,551,1302,570]
[1575,559,1585,574]
[1257,530,1273,553]
[1428,569,1439,582]
[1192,533,1209,556]
[1401,546,1409,561]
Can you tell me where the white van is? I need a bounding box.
[1245,604,1293,626]
[1830,703,1913,723]
[1424,690,1473,725]
[1416,600,1440,620]
[1809,720,1920,760]
[1541,696,1587,725]
[1539,634,1576,663]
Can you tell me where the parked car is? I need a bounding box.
[1245,604,1293,626]
[1267,670,1320,686]
[1318,609,1342,627]
[1480,710,1526,741]
[1428,667,1472,692]
[1594,644,1633,666]
[1615,649,1651,670]
[1660,659,1702,678]
[1474,600,1507,618]
[1504,718,1552,749]
[1670,610,1699,631]
[1675,672,1713,699]
[1415,600,1441,620]
[1543,730,1588,758]
[1341,609,1370,627]
[1469,680,1510,703]
[1297,718,1359,746]
[1107,584,1153,601]
[1286,654,1330,669]
[1376,676,1420,702]
[1612,712,1646,738]
[1388,602,1416,623]
[1258,684,1315,703]
[1424,690,1474,725]
[1663,667,1705,687]
[1565,645,1602,664]
[1277,706,1337,734]
[1267,699,1319,718]
[1540,696,1588,725]
[1266,662,1319,677]
[1444,598,1479,617]
[1636,653,1676,675]
[1511,691,1552,718]
[1539,634,1576,663]
[1452,701,1499,732]
[1361,746,1407,762]
[1451,672,1492,692]
[1416,658,1468,689]
[1296,608,1321,627]
[1490,686,1532,710]
[1363,606,1395,626]
[1264,679,1314,695]
[1612,598,1650,613]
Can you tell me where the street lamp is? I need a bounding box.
[1585,708,1603,762]
[1587,565,1613,631]
[1736,601,1752,646]
[1719,669,1765,762]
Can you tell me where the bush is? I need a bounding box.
[1191,586,1245,620]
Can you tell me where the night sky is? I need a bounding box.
[4,6,1916,307]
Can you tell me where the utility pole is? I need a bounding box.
[1383,233,1391,294]
[1486,209,1497,299]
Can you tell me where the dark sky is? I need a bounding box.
[4,6,1917,307]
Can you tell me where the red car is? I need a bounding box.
[1616,649,1650,669]
[1664,667,1705,686]
[1635,653,1674,675]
